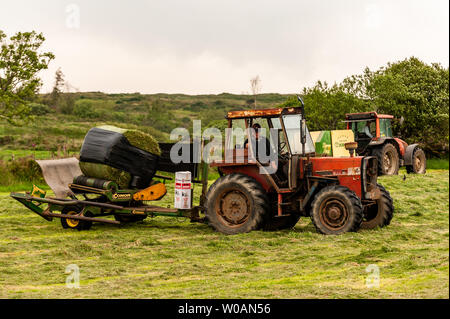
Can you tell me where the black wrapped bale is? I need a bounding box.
[79,126,160,189]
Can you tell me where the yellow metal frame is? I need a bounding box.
[133,182,167,201]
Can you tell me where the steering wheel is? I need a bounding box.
[279,152,289,161]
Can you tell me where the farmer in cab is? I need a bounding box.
[364,121,374,138]
[244,123,272,162]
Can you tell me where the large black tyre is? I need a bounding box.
[310,185,363,235]
[372,143,399,175]
[205,173,269,235]
[60,206,92,231]
[361,184,394,229]
[406,147,426,174]
[262,214,301,231]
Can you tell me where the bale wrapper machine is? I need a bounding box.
[10,144,209,230]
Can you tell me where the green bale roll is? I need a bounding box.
[79,161,131,189]
[97,125,161,156]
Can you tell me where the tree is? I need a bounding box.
[50,67,64,108]
[250,75,261,109]
[0,30,54,124]
[345,57,449,154]
[278,82,367,131]
[279,57,449,155]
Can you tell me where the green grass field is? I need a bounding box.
[0,169,448,298]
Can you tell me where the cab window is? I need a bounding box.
[281,114,315,155]
[379,119,393,137]
[270,117,288,155]
[226,119,247,150]
[352,120,376,138]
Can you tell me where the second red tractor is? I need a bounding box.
[345,112,426,175]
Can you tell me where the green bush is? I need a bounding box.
[5,156,44,182]
[0,135,14,146]
[29,103,51,116]
[59,94,76,114]
[112,112,126,122]
[73,100,99,119]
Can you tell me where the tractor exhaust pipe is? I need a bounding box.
[297,95,307,157]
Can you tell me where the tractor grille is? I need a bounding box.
[362,156,378,199]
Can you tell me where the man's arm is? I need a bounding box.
[364,126,373,138]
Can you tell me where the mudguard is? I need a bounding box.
[368,137,388,146]
[404,144,419,166]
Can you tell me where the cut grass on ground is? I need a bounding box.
[0,169,448,298]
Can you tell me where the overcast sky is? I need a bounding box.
[1,0,448,94]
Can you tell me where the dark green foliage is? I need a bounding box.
[277,83,366,131]
[3,156,44,182]
[49,68,64,109]
[341,57,449,155]
[191,101,206,111]
[0,30,54,124]
[73,100,99,119]
[278,57,449,155]
[29,103,51,116]
[58,93,76,115]
[205,119,228,135]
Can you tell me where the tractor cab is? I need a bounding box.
[345,112,394,155]
[222,106,315,190]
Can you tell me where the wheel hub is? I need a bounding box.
[217,190,250,226]
[66,211,80,228]
[320,199,348,230]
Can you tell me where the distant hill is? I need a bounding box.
[0,92,291,154]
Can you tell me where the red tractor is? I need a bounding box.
[205,102,394,235]
[345,112,426,175]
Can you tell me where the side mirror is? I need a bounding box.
[399,116,405,126]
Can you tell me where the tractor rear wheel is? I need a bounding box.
[373,143,399,175]
[205,173,269,235]
[310,185,363,235]
[361,184,394,229]
[60,206,92,231]
[262,213,301,231]
[406,147,426,174]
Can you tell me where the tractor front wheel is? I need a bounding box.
[310,185,363,235]
[406,147,426,174]
[205,173,269,235]
[373,143,399,175]
[361,184,394,229]
[60,206,92,231]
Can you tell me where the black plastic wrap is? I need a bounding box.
[80,128,159,188]
[158,143,199,178]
